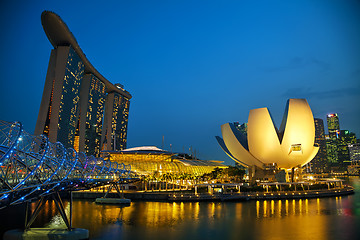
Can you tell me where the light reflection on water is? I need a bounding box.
[16,177,360,239]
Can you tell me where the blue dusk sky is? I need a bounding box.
[0,0,359,165]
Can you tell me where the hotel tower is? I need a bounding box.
[35,11,132,157]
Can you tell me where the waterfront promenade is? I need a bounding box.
[73,183,354,202]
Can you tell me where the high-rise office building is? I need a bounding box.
[338,130,357,166]
[35,11,132,156]
[349,143,360,162]
[326,113,340,168]
[327,113,340,140]
[311,118,327,173]
[326,134,338,165]
[234,122,248,138]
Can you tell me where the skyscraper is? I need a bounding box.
[327,113,340,140]
[234,122,248,138]
[338,130,357,166]
[326,113,340,168]
[35,11,132,156]
[349,143,360,162]
[326,134,338,165]
[101,91,130,151]
[77,74,107,156]
[311,118,327,173]
[35,46,84,148]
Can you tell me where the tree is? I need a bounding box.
[160,173,173,191]
[201,166,245,183]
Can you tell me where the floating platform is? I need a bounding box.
[3,228,89,240]
[95,197,131,204]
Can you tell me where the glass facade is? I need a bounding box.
[83,75,106,156]
[326,135,338,164]
[326,114,340,169]
[327,113,340,140]
[349,143,360,162]
[108,152,226,176]
[311,118,328,173]
[43,79,55,136]
[234,122,248,138]
[338,130,357,166]
[57,47,84,148]
[111,93,130,151]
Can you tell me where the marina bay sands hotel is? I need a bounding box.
[35,11,131,157]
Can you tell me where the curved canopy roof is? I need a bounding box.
[122,146,168,152]
[41,11,132,99]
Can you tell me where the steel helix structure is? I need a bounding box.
[0,120,131,209]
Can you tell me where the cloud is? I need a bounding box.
[262,57,331,72]
[282,86,360,99]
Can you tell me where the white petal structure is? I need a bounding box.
[216,99,319,170]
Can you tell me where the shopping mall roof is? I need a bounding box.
[103,146,173,155]
[102,146,226,167]
[177,159,226,167]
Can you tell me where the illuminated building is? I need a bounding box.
[338,130,357,167]
[234,122,248,138]
[233,123,248,171]
[325,113,341,168]
[101,91,130,151]
[78,74,106,156]
[349,143,360,162]
[310,118,328,173]
[35,45,84,148]
[35,11,131,155]
[104,146,226,176]
[326,134,338,165]
[327,113,340,140]
[216,99,319,174]
[347,143,360,175]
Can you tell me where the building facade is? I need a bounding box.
[76,74,107,156]
[103,146,226,176]
[311,118,328,173]
[326,113,340,168]
[327,113,340,140]
[35,46,84,148]
[349,143,360,162]
[35,11,132,156]
[338,130,357,166]
[101,91,130,151]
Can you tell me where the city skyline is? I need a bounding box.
[0,0,359,165]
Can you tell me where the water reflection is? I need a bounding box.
[25,177,360,240]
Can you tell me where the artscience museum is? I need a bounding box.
[216,99,319,181]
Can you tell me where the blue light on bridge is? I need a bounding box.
[0,120,132,209]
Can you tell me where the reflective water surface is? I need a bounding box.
[1,177,360,240]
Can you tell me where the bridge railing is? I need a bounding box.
[0,120,131,209]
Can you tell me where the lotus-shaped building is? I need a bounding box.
[216,99,319,170]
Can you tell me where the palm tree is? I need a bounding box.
[161,173,172,191]
[172,173,179,190]
[152,171,160,191]
[142,174,151,192]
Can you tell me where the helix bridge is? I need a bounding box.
[0,120,132,229]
